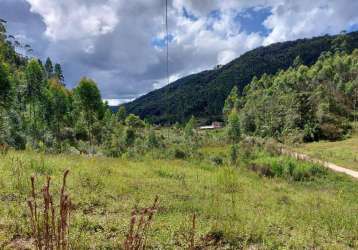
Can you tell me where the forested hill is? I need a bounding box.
[125,31,358,124]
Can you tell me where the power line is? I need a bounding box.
[165,0,169,86]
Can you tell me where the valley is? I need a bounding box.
[0,8,358,249]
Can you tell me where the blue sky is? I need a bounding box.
[0,0,358,105]
[235,7,272,36]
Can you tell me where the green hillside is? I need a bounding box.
[125,31,358,124]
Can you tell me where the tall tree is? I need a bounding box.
[45,57,53,78]
[332,31,352,54]
[117,106,127,123]
[54,63,64,83]
[0,63,11,107]
[223,86,239,121]
[25,59,44,140]
[0,19,6,41]
[184,115,197,139]
[0,63,11,145]
[48,79,70,142]
[74,77,103,145]
[293,56,303,68]
[227,109,241,143]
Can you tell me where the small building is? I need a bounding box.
[199,121,223,130]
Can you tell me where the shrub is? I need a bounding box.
[146,129,160,149]
[125,114,145,128]
[263,138,281,156]
[238,137,262,160]
[230,144,238,165]
[0,143,9,155]
[249,163,274,177]
[211,155,224,166]
[319,123,344,140]
[250,156,326,181]
[172,148,187,159]
[76,140,91,154]
[124,128,136,147]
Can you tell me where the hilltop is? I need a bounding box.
[125,31,358,124]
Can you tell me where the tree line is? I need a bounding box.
[1,17,357,157]
[223,47,358,143]
[0,19,150,155]
[125,30,358,124]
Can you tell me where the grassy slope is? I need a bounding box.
[294,125,358,171]
[0,150,357,249]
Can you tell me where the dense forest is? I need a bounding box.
[0,19,144,155]
[125,31,358,124]
[236,50,358,142]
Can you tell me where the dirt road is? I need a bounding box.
[280,148,358,179]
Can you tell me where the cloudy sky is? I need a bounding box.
[1,0,358,105]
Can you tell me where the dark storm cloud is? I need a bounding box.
[0,0,48,58]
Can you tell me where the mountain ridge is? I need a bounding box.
[124,31,358,124]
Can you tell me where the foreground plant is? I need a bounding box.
[123,195,159,250]
[175,214,225,249]
[27,170,71,250]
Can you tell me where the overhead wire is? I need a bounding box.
[165,0,169,87]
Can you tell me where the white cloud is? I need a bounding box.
[217,50,236,65]
[16,0,358,101]
[26,0,120,41]
[263,0,358,45]
[103,98,134,106]
[153,73,181,90]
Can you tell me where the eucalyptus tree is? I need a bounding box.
[45,57,53,78]
[227,109,241,143]
[74,77,104,145]
[54,63,64,83]
[0,63,11,108]
[117,106,127,123]
[223,86,239,121]
[25,59,45,140]
[48,79,71,142]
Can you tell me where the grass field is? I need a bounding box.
[294,125,358,171]
[0,149,357,249]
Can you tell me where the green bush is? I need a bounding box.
[146,129,160,149]
[230,144,238,165]
[250,156,326,181]
[171,147,187,159]
[211,155,224,166]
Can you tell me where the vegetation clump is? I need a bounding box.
[27,170,71,250]
[240,49,358,142]
[123,196,159,250]
[250,156,327,181]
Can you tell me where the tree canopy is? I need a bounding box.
[126,31,358,124]
[239,49,358,142]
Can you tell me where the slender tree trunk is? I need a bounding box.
[355,88,357,129]
[57,116,60,145]
[29,101,34,145]
[86,113,92,147]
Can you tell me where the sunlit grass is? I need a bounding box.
[294,124,358,171]
[0,149,357,249]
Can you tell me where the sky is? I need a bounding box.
[1,0,358,105]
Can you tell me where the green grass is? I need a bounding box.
[294,127,358,171]
[0,150,357,249]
